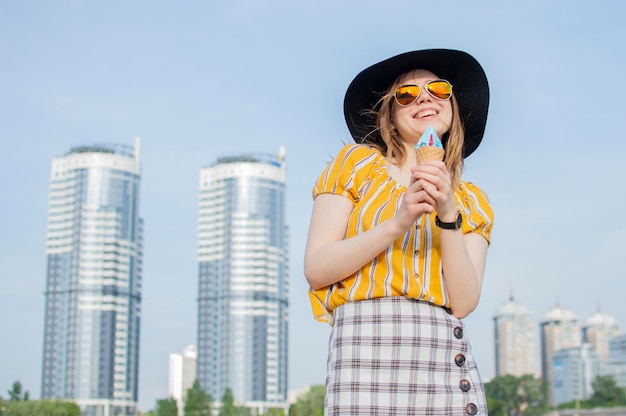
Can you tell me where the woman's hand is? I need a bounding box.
[393,179,436,231]
[411,161,457,221]
[411,160,489,319]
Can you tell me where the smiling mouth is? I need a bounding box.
[415,109,438,119]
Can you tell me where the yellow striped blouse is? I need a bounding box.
[308,144,494,324]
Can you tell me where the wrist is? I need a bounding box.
[386,216,411,238]
[436,211,458,223]
[435,211,462,230]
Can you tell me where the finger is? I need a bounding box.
[420,181,440,195]
[418,160,448,173]
[415,172,451,194]
[419,183,451,208]
[414,167,449,182]
[415,164,450,177]
[416,202,435,214]
[423,192,437,207]
[403,193,434,215]
[407,178,425,193]
[415,167,451,184]
[415,190,437,206]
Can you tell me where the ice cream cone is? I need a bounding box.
[415,126,445,165]
[415,146,444,164]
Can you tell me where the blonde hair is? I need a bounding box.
[363,73,465,188]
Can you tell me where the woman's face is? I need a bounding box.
[392,69,453,144]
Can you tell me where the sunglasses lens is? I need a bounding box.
[426,80,452,99]
[395,85,421,106]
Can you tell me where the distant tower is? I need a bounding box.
[168,355,183,407]
[494,296,535,377]
[582,308,620,360]
[196,148,289,414]
[540,303,581,406]
[41,139,143,416]
[169,345,198,416]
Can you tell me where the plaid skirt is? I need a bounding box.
[325,297,487,415]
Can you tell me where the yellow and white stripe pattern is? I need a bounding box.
[308,144,494,324]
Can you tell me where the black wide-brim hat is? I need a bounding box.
[343,49,489,158]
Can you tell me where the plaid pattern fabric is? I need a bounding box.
[325,297,487,415]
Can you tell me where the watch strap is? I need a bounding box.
[435,212,462,230]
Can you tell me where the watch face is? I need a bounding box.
[456,212,462,228]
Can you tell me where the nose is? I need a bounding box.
[415,86,433,105]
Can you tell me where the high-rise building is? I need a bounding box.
[196,148,289,414]
[600,334,626,388]
[582,309,621,361]
[169,345,198,416]
[493,296,535,377]
[41,140,143,416]
[552,344,599,406]
[540,303,581,406]
[609,334,626,362]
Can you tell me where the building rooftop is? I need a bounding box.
[66,143,136,158]
[584,310,620,328]
[495,296,532,316]
[207,147,286,169]
[213,153,283,167]
[542,304,578,323]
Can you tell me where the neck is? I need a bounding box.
[385,155,416,187]
[390,142,418,169]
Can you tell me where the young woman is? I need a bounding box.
[304,49,494,415]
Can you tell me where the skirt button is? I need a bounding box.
[454,326,464,339]
[465,403,478,415]
[459,379,471,392]
[455,353,466,367]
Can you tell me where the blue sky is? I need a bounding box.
[1,0,626,411]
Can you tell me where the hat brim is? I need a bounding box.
[343,49,489,158]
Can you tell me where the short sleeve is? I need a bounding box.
[312,144,379,204]
[457,181,494,244]
[308,289,334,325]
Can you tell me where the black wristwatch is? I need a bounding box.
[435,212,462,230]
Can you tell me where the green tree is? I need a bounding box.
[183,379,213,416]
[485,374,548,416]
[154,397,179,416]
[485,374,519,416]
[0,397,8,415]
[3,399,80,416]
[516,374,549,415]
[219,388,237,416]
[588,375,626,407]
[557,399,593,410]
[289,385,325,416]
[8,381,29,402]
[261,408,285,416]
[218,388,251,416]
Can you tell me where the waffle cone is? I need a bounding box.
[415,146,444,164]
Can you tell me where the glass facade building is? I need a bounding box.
[196,148,289,413]
[602,334,626,387]
[41,139,143,416]
[552,344,598,406]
